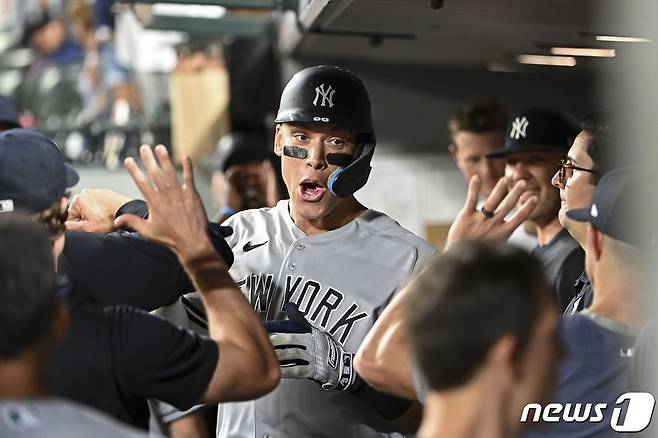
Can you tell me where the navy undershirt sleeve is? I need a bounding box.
[59,231,194,310]
[108,306,219,410]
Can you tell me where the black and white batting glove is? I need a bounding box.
[264,303,357,391]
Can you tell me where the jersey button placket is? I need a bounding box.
[289,262,297,271]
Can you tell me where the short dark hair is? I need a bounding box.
[406,241,552,392]
[580,110,628,182]
[0,214,56,360]
[448,98,509,138]
[33,196,68,240]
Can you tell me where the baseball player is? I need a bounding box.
[87,65,432,435]
[60,65,435,436]
[215,65,435,437]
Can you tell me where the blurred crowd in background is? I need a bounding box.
[0,0,280,172]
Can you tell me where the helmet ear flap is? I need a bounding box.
[328,141,375,198]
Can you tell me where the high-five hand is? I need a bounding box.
[114,145,213,262]
[445,175,537,249]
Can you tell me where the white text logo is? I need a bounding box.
[510,116,530,140]
[313,84,335,108]
[520,392,655,432]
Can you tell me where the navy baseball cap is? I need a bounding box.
[0,128,79,214]
[0,96,20,128]
[566,168,652,248]
[486,108,579,158]
[210,132,272,173]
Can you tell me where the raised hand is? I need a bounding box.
[114,144,213,262]
[445,175,538,249]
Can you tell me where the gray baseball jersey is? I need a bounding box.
[0,398,148,438]
[217,200,435,438]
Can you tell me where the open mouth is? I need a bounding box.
[299,180,326,202]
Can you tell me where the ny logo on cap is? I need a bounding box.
[313,84,335,108]
[510,116,530,140]
[590,204,599,218]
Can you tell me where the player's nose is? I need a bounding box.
[305,143,328,170]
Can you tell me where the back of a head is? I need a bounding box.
[0,128,79,238]
[566,167,653,268]
[0,96,20,131]
[448,98,509,138]
[406,241,552,392]
[0,214,56,360]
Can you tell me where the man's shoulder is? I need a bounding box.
[353,210,436,274]
[361,209,435,253]
[0,398,147,437]
[562,312,637,348]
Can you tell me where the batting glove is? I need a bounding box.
[264,303,357,391]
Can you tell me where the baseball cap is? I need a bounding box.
[566,168,652,248]
[0,96,20,128]
[210,132,272,173]
[0,128,79,214]
[486,108,579,158]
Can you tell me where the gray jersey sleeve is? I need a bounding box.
[0,399,148,438]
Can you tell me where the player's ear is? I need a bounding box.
[274,124,283,157]
[487,333,519,380]
[588,224,604,262]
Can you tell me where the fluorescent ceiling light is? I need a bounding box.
[595,35,651,43]
[152,3,226,19]
[550,47,615,57]
[517,55,576,67]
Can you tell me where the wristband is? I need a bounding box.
[219,206,238,217]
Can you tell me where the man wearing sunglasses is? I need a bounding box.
[486,108,584,312]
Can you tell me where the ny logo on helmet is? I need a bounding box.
[510,116,530,140]
[313,84,335,108]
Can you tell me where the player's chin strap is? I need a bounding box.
[328,140,375,198]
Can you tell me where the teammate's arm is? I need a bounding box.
[115,145,280,401]
[355,277,418,399]
[168,412,209,438]
[357,175,537,399]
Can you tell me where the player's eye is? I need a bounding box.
[294,134,309,142]
[327,138,346,147]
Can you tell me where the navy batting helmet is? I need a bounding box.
[275,66,376,198]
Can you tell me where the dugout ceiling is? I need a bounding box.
[280,0,651,71]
